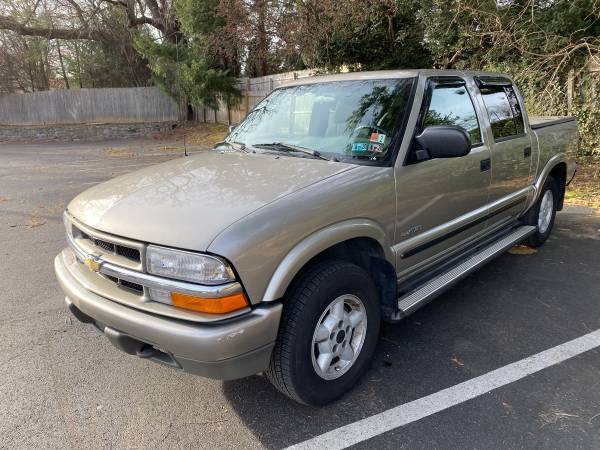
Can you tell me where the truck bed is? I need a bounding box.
[529,115,578,184]
[529,115,576,129]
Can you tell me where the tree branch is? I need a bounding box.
[0,15,104,40]
[129,15,164,31]
[100,0,128,6]
[62,0,87,25]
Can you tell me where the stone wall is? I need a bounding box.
[0,122,177,143]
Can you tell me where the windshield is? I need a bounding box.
[226,78,415,165]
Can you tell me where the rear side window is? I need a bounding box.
[422,84,482,145]
[480,85,525,140]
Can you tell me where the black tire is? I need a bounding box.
[522,176,559,247]
[265,260,380,406]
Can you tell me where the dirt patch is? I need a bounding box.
[184,123,228,147]
[565,163,600,210]
[105,148,137,158]
[151,122,228,149]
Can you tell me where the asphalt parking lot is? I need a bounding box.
[1,139,600,449]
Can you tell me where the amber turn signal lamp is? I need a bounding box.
[171,291,249,314]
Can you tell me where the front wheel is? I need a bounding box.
[265,260,380,406]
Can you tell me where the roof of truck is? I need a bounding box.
[280,69,512,88]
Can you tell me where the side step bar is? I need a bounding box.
[393,225,536,320]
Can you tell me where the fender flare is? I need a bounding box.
[261,219,394,302]
[525,153,568,212]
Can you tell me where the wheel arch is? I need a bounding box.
[262,220,397,315]
[530,153,568,212]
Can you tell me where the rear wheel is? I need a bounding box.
[522,176,559,247]
[265,260,380,406]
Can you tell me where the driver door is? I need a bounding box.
[394,76,492,281]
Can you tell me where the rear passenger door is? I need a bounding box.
[475,78,533,228]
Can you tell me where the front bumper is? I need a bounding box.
[55,249,282,380]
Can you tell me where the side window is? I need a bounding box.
[423,83,482,145]
[504,86,525,135]
[480,85,525,139]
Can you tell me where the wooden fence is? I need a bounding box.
[0,87,179,126]
[0,69,317,126]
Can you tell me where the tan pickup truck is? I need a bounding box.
[55,70,577,405]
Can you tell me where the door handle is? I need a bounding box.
[524,146,532,158]
[480,158,491,172]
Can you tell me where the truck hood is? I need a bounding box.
[68,151,355,250]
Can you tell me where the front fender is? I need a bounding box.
[262,219,394,302]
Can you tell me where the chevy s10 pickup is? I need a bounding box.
[55,70,577,405]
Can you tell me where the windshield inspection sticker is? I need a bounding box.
[370,132,386,143]
[368,143,383,153]
[352,142,368,152]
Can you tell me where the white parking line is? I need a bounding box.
[286,329,600,450]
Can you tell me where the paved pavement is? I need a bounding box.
[1,139,599,449]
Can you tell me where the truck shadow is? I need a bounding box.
[221,207,600,449]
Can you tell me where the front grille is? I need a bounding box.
[102,274,143,294]
[74,225,141,263]
[116,245,141,261]
[94,238,115,253]
[120,279,144,293]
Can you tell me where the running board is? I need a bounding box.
[393,225,536,320]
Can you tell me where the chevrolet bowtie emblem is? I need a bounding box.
[84,255,102,272]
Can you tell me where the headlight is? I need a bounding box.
[146,245,236,285]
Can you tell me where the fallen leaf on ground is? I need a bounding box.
[25,216,46,229]
[539,408,579,429]
[508,244,537,255]
[450,356,465,367]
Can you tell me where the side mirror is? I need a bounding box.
[414,125,471,159]
[228,123,239,133]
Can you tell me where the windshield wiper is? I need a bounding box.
[215,140,250,153]
[253,142,329,161]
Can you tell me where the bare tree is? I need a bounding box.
[0,0,181,44]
